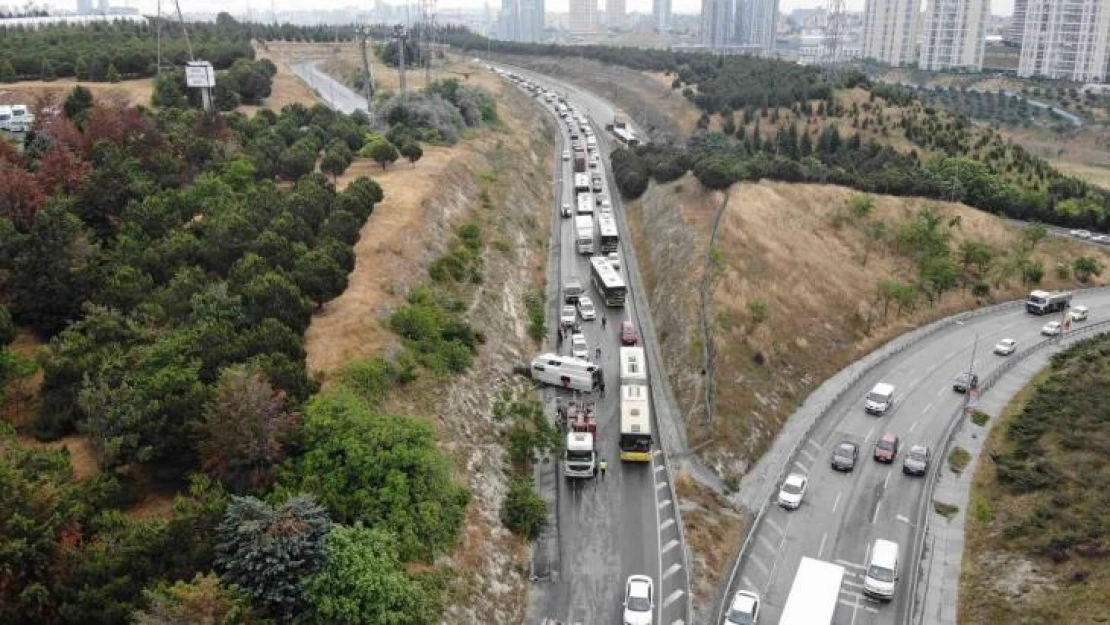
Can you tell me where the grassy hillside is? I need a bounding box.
[961,335,1110,624]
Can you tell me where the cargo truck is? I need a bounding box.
[573,149,587,173]
[778,557,845,625]
[1026,289,1072,315]
[574,172,591,194]
[560,399,597,479]
[575,215,595,254]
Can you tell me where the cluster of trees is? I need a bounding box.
[153,58,277,111]
[0,18,254,82]
[0,85,471,623]
[902,84,1076,130]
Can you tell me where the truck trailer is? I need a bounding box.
[573,149,587,173]
[574,173,591,194]
[1026,289,1072,315]
[575,215,595,254]
[778,557,845,625]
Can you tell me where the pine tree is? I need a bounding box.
[0,59,15,82]
[40,59,56,81]
[74,56,88,80]
[106,62,121,83]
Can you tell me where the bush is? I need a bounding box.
[378,92,467,144]
[948,446,972,474]
[501,478,548,540]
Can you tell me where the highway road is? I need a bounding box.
[716,288,1110,624]
[288,61,368,114]
[499,72,690,625]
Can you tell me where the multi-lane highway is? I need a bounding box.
[499,70,690,625]
[717,289,1110,624]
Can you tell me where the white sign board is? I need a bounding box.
[185,61,216,88]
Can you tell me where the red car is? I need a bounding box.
[620,320,639,345]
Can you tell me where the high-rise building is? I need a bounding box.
[97,0,109,12]
[1007,0,1028,45]
[76,0,93,14]
[701,0,733,47]
[653,0,670,31]
[497,0,544,42]
[733,0,779,50]
[861,0,919,66]
[568,0,596,32]
[919,0,988,70]
[1018,0,1110,81]
[606,0,625,28]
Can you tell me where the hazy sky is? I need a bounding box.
[66,0,1016,18]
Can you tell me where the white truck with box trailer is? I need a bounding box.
[576,193,594,216]
[560,399,597,479]
[574,172,591,194]
[778,557,845,625]
[575,215,595,254]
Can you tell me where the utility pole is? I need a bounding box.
[823,0,845,73]
[358,27,375,120]
[393,24,408,94]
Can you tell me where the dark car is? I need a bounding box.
[620,319,639,346]
[953,372,979,393]
[831,441,859,472]
[902,444,930,476]
[873,432,900,463]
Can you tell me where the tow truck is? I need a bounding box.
[558,398,598,479]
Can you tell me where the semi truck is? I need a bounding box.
[573,149,587,173]
[575,215,595,254]
[574,172,591,194]
[1026,289,1072,315]
[576,194,594,216]
[778,557,846,625]
[559,399,597,479]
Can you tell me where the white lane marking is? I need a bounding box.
[921,402,933,414]
[662,589,685,609]
[793,461,808,472]
[797,447,815,462]
[835,559,869,572]
[850,592,862,625]
[909,420,919,433]
[842,579,866,589]
[807,438,823,452]
[872,501,883,524]
[741,575,755,589]
[897,514,911,524]
[662,539,680,554]
[864,425,876,443]
[883,470,892,491]
[654,463,666,473]
[748,553,771,575]
[763,516,785,536]
[936,387,947,398]
[757,533,777,553]
[663,562,683,580]
[657,481,668,490]
[658,499,672,510]
[832,491,843,514]
[661,518,675,530]
[818,532,828,559]
[653,449,663,457]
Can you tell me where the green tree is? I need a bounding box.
[302,525,438,625]
[0,59,14,81]
[277,390,469,562]
[106,62,121,83]
[237,270,314,334]
[959,241,993,276]
[152,71,188,108]
[367,139,399,170]
[41,58,56,81]
[501,478,547,540]
[921,255,961,303]
[1073,256,1103,283]
[292,246,348,308]
[400,141,423,167]
[216,495,331,621]
[320,150,349,182]
[64,85,95,122]
[133,573,262,625]
[849,194,875,220]
[213,79,242,111]
[74,56,88,80]
[1021,223,1048,251]
[693,156,736,190]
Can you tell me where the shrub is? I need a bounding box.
[948,446,972,474]
[501,478,548,540]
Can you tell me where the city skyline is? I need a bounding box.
[30,0,1022,18]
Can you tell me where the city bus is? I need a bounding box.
[619,346,647,386]
[597,213,619,253]
[619,383,653,461]
[589,255,627,307]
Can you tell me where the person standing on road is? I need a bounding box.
[601,314,607,329]
[595,346,601,360]
[598,458,608,480]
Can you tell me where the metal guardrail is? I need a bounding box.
[713,288,1110,624]
[908,317,1110,625]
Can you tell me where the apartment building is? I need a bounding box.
[1018,0,1110,81]
[606,0,626,28]
[1007,0,1029,44]
[568,0,597,32]
[701,0,733,47]
[919,0,989,70]
[734,0,779,51]
[498,0,545,42]
[861,0,919,66]
[653,0,670,31]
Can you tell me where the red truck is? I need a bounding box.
[573,149,587,173]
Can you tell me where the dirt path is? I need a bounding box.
[0,77,153,107]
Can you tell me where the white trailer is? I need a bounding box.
[778,557,845,625]
[576,193,594,216]
[575,215,595,254]
[530,353,598,393]
[574,172,591,193]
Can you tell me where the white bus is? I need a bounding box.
[590,255,627,307]
[619,383,652,461]
[598,214,619,253]
[530,353,599,393]
[619,346,647,386]
[778,557,845,625]
[575,215,595,254]
[574,172,591,193]
[576,194,594,216]
[612,127,639,147]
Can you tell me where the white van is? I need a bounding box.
[863,539,899,601]
[864,382,895,415]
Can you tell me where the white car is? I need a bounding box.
[1092,234,1110,244]
[562,150,570,161]
[560,305,577,327]
[623,575,654,625]
[608,251,621,271]
[570,333,589,359]
[777,473,808,510]
[1068,305,1089,322]
[1041,321,1062,336]
[599,199,612,212]
[577,296,597,321]
[561,203,571,218]
[1070,229,1092,239]
[724,590,761,625]
[993,338,1017,356]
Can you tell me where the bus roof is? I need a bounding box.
[590,256,625,289]
[620,384,651,435]
[778,557,845,625]
[598,215,618,236]
[619,346,647,384]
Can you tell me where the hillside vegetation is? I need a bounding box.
[961,334,1110,624]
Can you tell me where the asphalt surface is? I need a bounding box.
[500,72,690,625]
[288,61,368,114]
[717,290,1110,625]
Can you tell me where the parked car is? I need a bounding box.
[620,319,639,345]
[1092,234,1110,244]
[724,590,761,624]
[1041,320,1062,336]
[902,445,930,476]
[831,441,859,472]
[570,333,588,360]
[993,338,1017,356]
[873,432,900,463]
[777,473,808,510]
[577,296,596,321]
[622,575,654,625]
[562,150,570,161]
[1068,305,1089,322]
[561,203,571,218]
[1069,229,1092,239]
[953,372,979,393]
[607,251,621,271]
[560,305,577,328]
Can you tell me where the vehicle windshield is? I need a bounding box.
[835,445,854,458]
[908,451,926,462]
[867,392,889,403]
[781,481,803,495]
[877,440,895,451]
[627,592,650,612]
[867,565,895,583]
[566,450,593,461]
[726,609,755,624]
[1029,295,1047,305]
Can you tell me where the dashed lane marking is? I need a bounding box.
[806,438,823,452]
[763,516,785,536]
[748,553,771,575]
[654,463,666,473]
[797,447,815,462]
[757,533,777,553]
[661,539,680,554]
[897,514,911,524]
[661,518,675,530]
[663,563,682,579]
[921,402,933,414]
[834,559,868,572]
[658,499,673,510]
[792,461,808,473]
[656,481,668,490]
[740,575,754,589]
[832,491,842,514]
[662,589,685,609]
